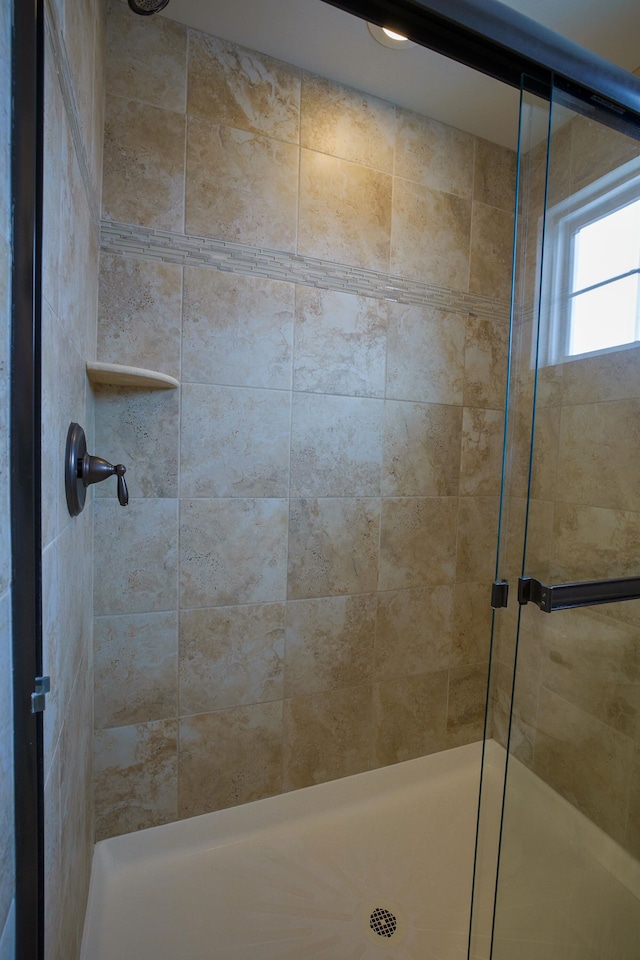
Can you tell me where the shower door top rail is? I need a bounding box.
[322,0,640,134]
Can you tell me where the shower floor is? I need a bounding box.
[81,738,640,960]
[81,742,482,960]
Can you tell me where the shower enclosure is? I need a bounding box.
[471,78,640,957]
[6,0,640,958]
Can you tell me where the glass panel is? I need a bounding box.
[468,82,552,960]
[490,83,640,960]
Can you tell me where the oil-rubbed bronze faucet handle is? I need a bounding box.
[115,463,128,507]
[65,423,129,516]
[82,452,128,506]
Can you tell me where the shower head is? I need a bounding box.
[127,0,171,14]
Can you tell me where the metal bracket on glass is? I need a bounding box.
[490,580,509,609]
[517,575,640,612]
[31,675,50,714]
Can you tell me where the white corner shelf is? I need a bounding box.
[86,361,179,390]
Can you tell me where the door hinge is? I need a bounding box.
[31,675,50,714]
[490,580,509,609]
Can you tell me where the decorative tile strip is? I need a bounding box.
[101,220,510,320]
[45,0,100,229]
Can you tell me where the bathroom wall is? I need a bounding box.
[0,0,14,954]
[92,0,515,839]
[41,0,105,956]
[490,110,640,860]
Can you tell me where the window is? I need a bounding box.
[540,155,640,365]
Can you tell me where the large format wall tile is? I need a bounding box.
[540,609,640,739]
[180,384,291,498]
[395,108,474,198]
[98,254,182,379]
[386,304,466,405]
[178,702,283,816]
[552,503,640,582]
[474,138,517,212]
[301,73,395,172]
[373,671,449,765]
[185,118,298,249]
[469,201,514,300]
[188,31,300,143]
[374,586,452,680]
[287,498,380,600]
[94,386,180,499]
[102,95,186,231]
[179,603,285,714]
[382,400,462,497]
[450,582,492,666]
[561,343,640,404]
[284,594,376,697]
[391,178,471,288]
[179,498,288,608]
[283,685,372,790]
[94,720,178,840]
[290,393,383,497]
[293,287,387,398]
[59,654,93,960]
[105,0,187,112]
[571,116,640,193]
[298,149,392,270]
[94,498,178,615]
[379,497,458,589]
[456,497,500,582]
[555,400,640,512]
[532,689,634,845]
[59,124,98,359]
[459,407,504,497]
[446,662,488,747]
[182,268,294,389]
[94,611,178,729]
[463,316,509,409]
[42,46,64,316]
[626,749,640,860]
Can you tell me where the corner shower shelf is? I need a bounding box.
[86,361,179,390]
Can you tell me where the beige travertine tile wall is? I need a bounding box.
[41,0,106,957]
[93,0,515,839]
[0,0,14,952]
[490,106,640,860]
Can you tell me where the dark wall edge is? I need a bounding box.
[10,0,44,958]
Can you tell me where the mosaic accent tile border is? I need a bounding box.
[101,220,511,320]
[45,0,100,228]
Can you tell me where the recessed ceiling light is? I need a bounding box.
[382,27,409,41]
[367,22,416,50]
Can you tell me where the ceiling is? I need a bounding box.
[161,0,640,148]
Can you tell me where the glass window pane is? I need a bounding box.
[573,197,640,291]
[569,272,639,355]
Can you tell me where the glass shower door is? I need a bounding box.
[487,82,640,959]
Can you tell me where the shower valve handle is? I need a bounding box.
[82,453,129,506]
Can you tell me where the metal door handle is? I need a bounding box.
[517,575,640,612]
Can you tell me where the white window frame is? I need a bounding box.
[538,153,640,367]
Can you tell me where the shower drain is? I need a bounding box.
[369,907,397,938]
